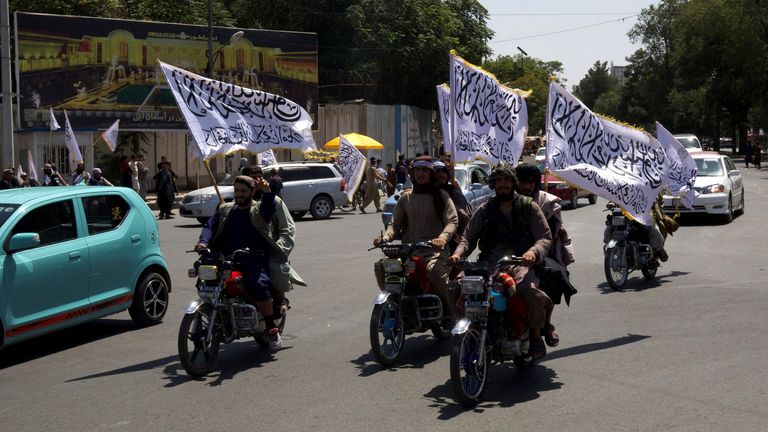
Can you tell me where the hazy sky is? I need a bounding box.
[481,0,659,89]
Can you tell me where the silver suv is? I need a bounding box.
[180,162,348,222]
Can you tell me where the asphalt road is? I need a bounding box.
[2,167,768,431]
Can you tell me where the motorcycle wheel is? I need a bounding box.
[178,305,221,377]
[450,325,488,407]
[369,297,405,367]
[604,246,628,290]
[430,321,452,341]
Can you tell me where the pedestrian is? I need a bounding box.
[43,164,67,186]
[375,159,387,196]
[88,168,114,186]
[386,163,396,197]
[359,157,388,213]
[1,168,16,189]
[137,154,149,199]
[71,162,90,185]
[154,161,177,219]
[129,155,140,193]
[745,142,753,168]
[119,155,132,187]
[754,144,762,169]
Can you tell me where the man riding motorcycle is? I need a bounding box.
[195,176,285,351]
[449,164,554,360]
[434,160,472,254]
[603,194,669,262]
[373,156,460,324]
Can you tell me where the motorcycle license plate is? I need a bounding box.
[611,215,625,226]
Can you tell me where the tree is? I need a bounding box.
[573,61,618,109]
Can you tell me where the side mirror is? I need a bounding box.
[6,232,40,253]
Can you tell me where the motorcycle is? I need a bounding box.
[450,256,541,406]
[369,241,454,367]
[603,204,660,290]
[178,248,288,377]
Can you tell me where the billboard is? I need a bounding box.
[15,12,318,130]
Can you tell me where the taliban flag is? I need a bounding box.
[545,82,668,226]
[102,119,120,152]
[336,134,367,202]
[258,149,278,166]
[27,150,38,181]
[436,84,452,157]
[63,110,84,171]
[449,51,529,165]
[656,122,697,209]
[49,108,60,131]
[158,60,316,161]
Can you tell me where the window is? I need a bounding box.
[306,166,335,179]
[11,200,77,246]
[0,204,19,229]
[470,168,488,185]
[81,195,131,235]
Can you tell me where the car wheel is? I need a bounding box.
[291,211,306,219]
[568,190,579,209]
[722,195,733,223]
[196,217,209,224]
[736,189,745,216]
[309,195,333,219]
[129,271,170,326]
[588,194,597,205]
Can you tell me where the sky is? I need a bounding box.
[481,0,660,89]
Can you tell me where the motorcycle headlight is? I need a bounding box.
[198,265,218,281]
[703,184,725,194]
[382,258,402,273]
[460,276,485,295]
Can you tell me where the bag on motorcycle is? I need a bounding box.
[537,257,577,306]
[269,259,306,293]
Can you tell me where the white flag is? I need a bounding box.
[27,150,38,181]
[656,122,697,209]
[449,51,529,165]
[258,149,277,166]
[545,82,668,226]
[337,134,367,201]
[436,84,452,157]
[49,108,60,131]
[158,60,316,161]
[63,110,84,172]
[102,119,120,152]
[16,164,24,185]
[187,134,203,161]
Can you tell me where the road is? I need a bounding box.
[2,167,768,431]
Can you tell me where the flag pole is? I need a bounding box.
[203,159,223,202]
[47,129,52,165]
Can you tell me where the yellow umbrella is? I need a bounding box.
[324,133,384,150]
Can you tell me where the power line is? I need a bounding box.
[490,12,637,16]
[491,14,639,43]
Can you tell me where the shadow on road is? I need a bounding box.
[350,334,451,377]
[597,270,690,293]
[0,319,141,369]
[173,223,204,229]
[422,333,649,419]
[63,340,280,387]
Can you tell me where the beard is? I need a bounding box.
[235,196,252,207]
[495,191,514,201]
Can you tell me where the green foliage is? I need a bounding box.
[573,61,618,109]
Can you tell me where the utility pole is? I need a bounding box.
[1,0,14,168]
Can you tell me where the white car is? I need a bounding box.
[180,162,348,223]
[534,147,547,163]
[662,152,744,223]
[673,134,703,152]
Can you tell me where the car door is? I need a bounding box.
[279,166,310,210]
[1,199,90,340]
[79,192,143,307]
[724,157,743,204]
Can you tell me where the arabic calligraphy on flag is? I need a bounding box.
[436,84,452,156]
[449,51,528,165]
[656,122,697,209]
[158,60,316,161]
[545,82,668,225]
[337,134,367,202]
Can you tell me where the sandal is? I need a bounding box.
[529,336,547,361]
[543,323,560,347]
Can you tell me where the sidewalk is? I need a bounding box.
[143,193,184,212]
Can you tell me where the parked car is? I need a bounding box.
[536,163,597,209]
[534,147,547,163]
[381,162,494,227]
[180,162,348,222]
[0,187,171,349]
[662,152,744,222]
[673,134,703,152]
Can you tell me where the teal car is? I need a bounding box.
[0,187,171,349]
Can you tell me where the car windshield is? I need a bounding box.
[0,204,20,228]
[676,137,701,149]
[695,158,724,176]
[454,170,468,190]
[536,148,546,156]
